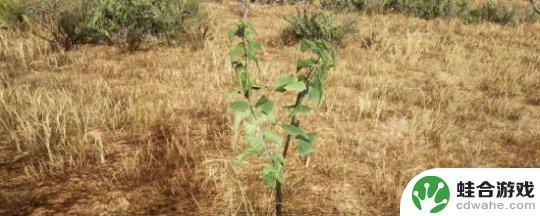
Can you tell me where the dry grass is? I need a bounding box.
[1,1,539,215]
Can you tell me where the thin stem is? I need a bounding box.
[241,0,250,19]
[275,58,320,216]
[239,26,251,100]
[275,88,308,216]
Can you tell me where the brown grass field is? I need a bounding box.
[1,1,539,215]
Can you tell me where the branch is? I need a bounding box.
[238,0,251,19]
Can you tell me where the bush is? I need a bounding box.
[157,0,210,49]
[251,0,305,4]
[320,0,365,12]
[320,0,525,25]
[472,0,517,24]
[36,0,102,51]
[0,0,31,30]
[286,9,357,47]
[404,0,469,19]
[90,0,210,51]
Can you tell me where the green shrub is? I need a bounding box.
[378,0,468,19]
[286,9,357,47]
[0,0,31,30]
[320,0,527,25]
[320,0,364,12]
[473,0,517,24]
[90,0,210,51]
[251,0,305,4]
[156,0,210,49]
[405,0,468,19]
[89,0,154,51]
[37,0,101,51]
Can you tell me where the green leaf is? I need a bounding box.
[262,164,284,190]
[228,25,238,41]
[255,96,273,111]
[281,124,305,137]
[309,82,324,106]
[297,139,314,156]
[284,81,307,92]
[300,39,315,52]
[235,149,252,165]
[229,43,244,62]
[290,105,312,117]
[229,101,251,111]
[246,42,260,64]
[245,134,264,154]
[274,75,296,92]
[247,53,259,63]
[244,122,258,135]
[233,110,250,129]
[235,133,265,164]
[296,132,316,156]
[264,131,282,145]
[271,152,285,164]
[297,58,317,71]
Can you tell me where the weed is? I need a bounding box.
[285,9,357,47]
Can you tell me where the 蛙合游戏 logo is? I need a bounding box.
[412,176,450,213]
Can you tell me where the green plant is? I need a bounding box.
[405,0,465,19]
[320,0,530,25]
[475,0,517,24]
[89,0,209,51]
[89,0,156,51]
[0,0,31,30]
[320,0,370,12]
[285,9,356,47]
[228,19,336,215]
[150,0,210,48]
[37,0,101,51]
[251,0,305,4]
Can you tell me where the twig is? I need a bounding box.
[239,0,251,19]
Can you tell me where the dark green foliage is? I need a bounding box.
[392,0,469,19]
[472,0,517,24]
[0,0,31,29]
[285,9,357,47]
[320,0,364,12]
[320,0,527,25]
[251,0,305,4]
[89,0,210,51]
[3,0,210,51]
[37,0,102,51]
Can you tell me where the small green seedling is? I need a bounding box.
[228,18,336,215]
